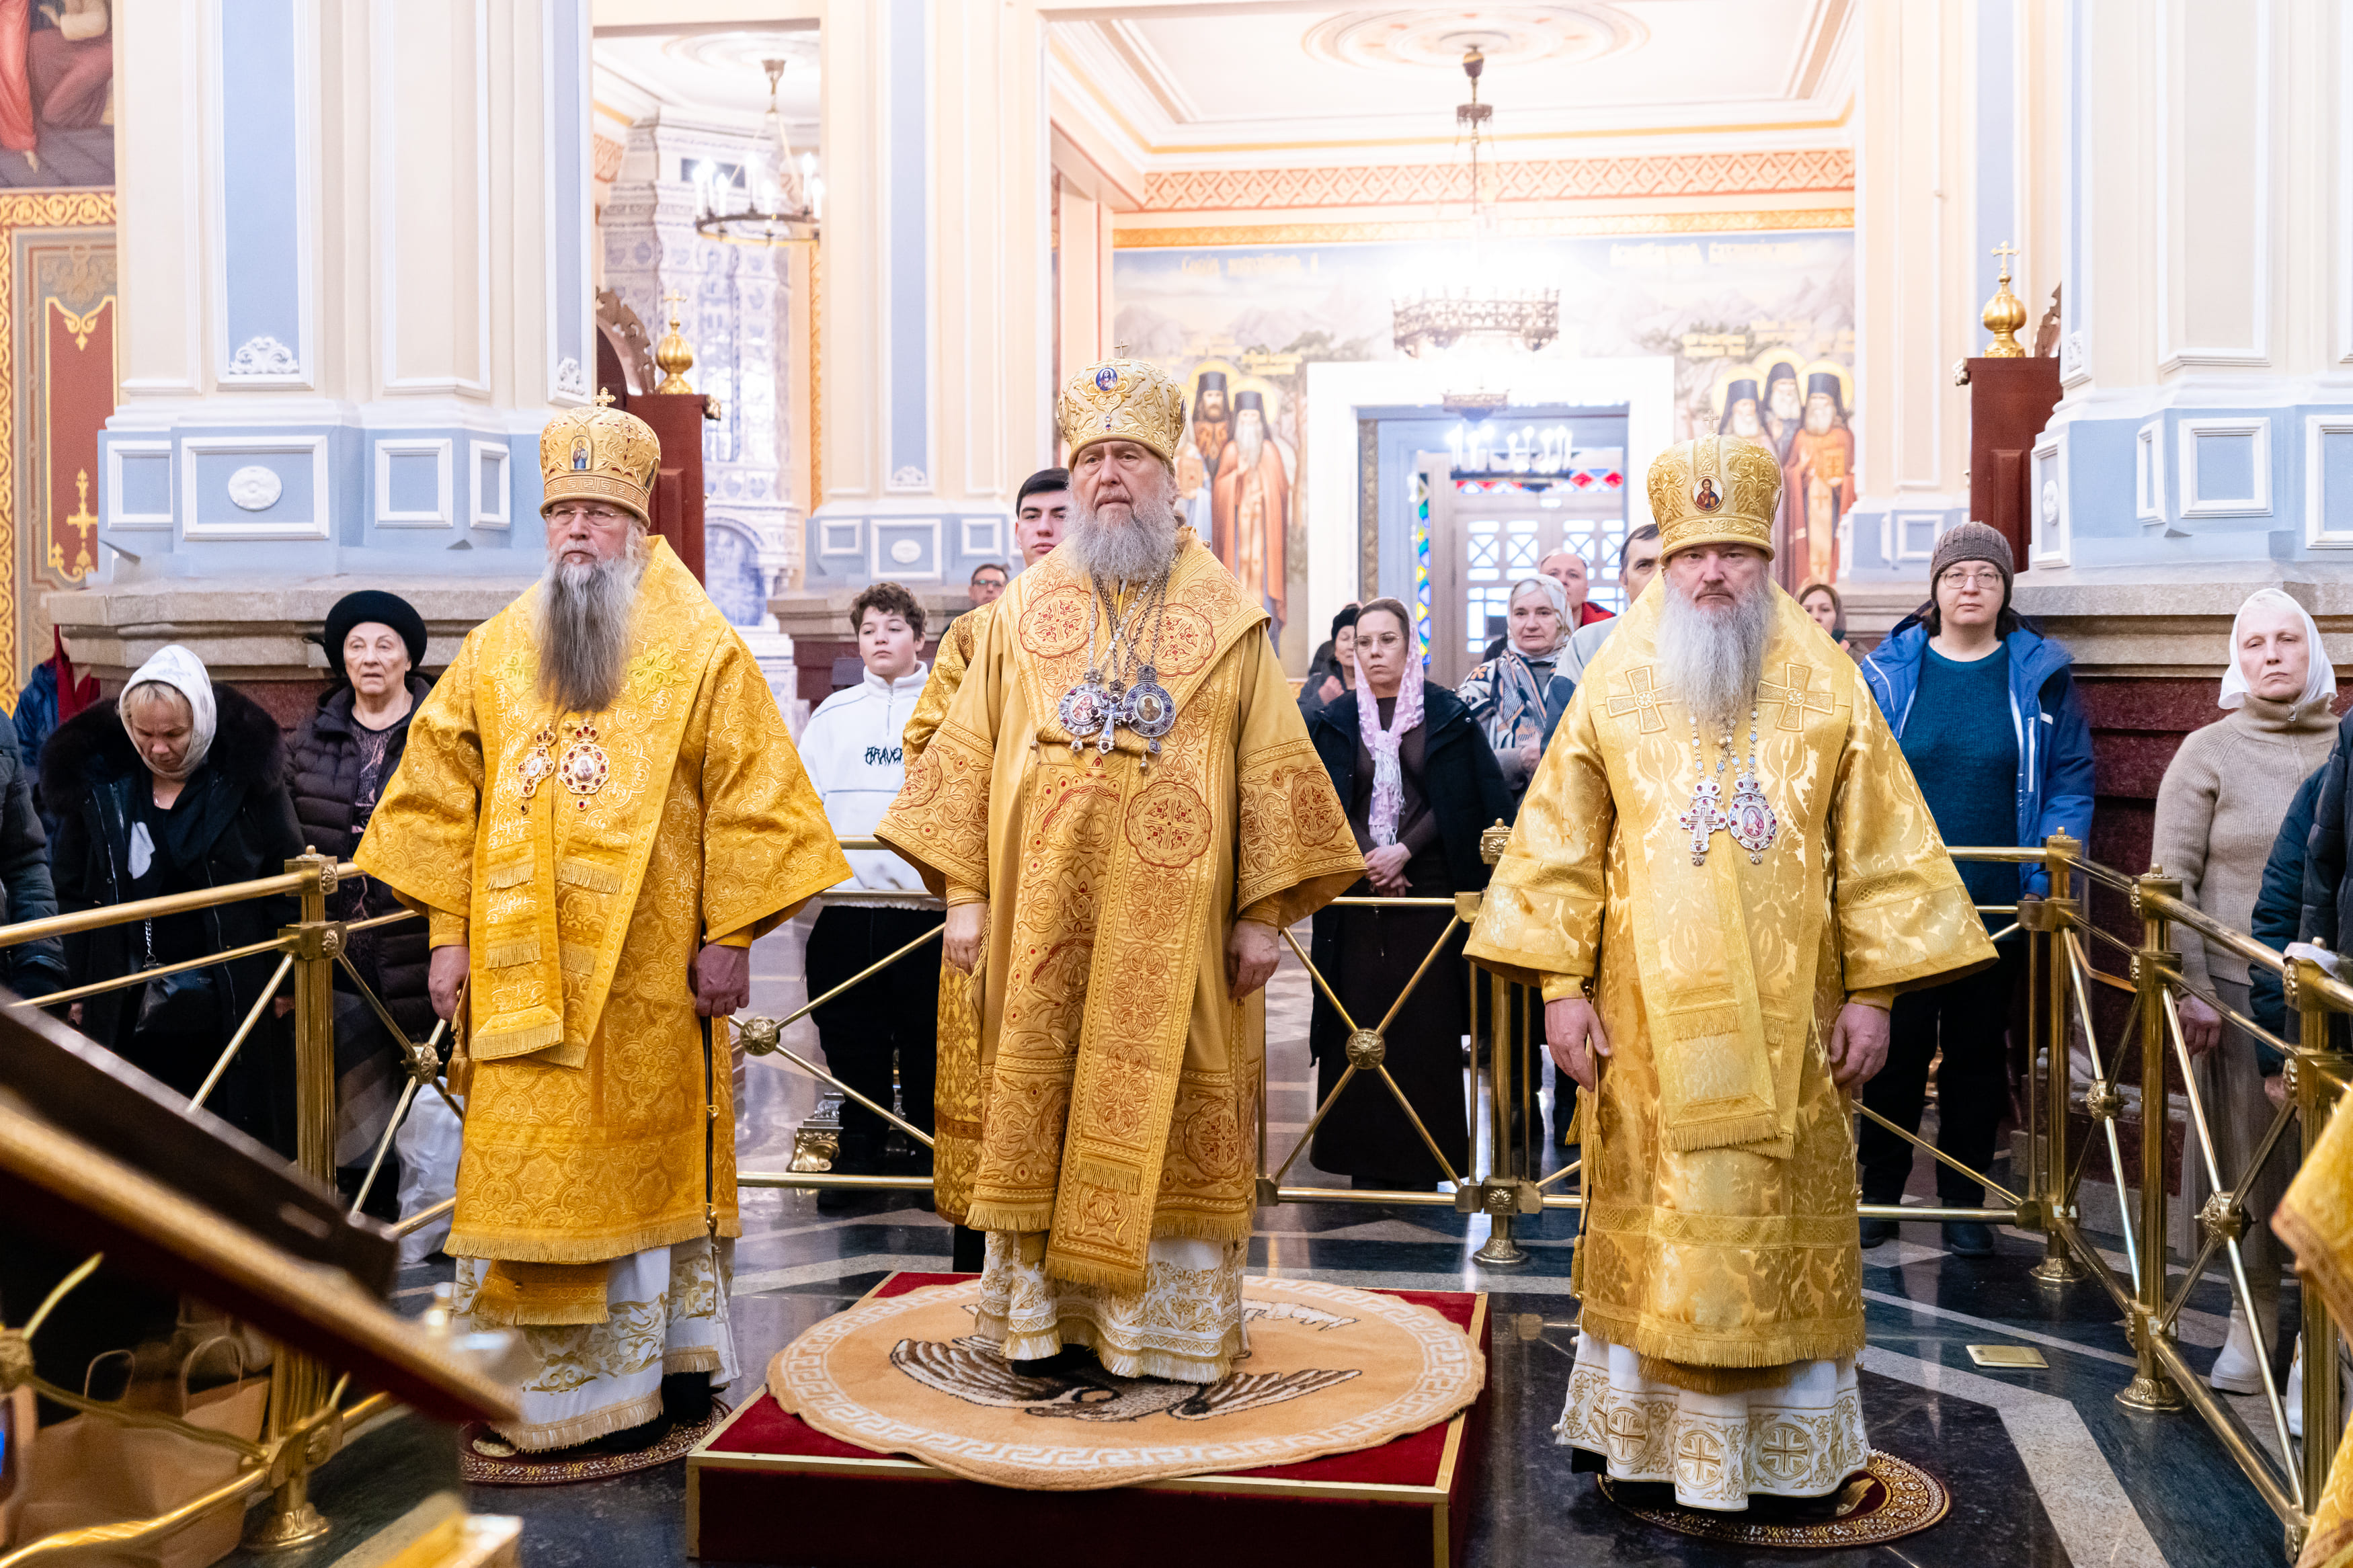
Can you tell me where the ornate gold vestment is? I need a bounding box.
[2277,1096,2353,1568]
[1466,585,1992,1378]
[902,606,989,1225]
[878,534,1361,1290]
[358,540,849,1268]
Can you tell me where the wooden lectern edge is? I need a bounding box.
[0,1091,518,1426]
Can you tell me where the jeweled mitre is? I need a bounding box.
[1648,434,1782,560]
[1056,356,1186,463]
[539,403,662,524]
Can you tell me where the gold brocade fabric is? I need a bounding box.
[878,533,1362,1290]
[1465,585,1992,1372]
[2276,1093,2353,1568]
[903,606,989,1225]
[358,540,850,1266]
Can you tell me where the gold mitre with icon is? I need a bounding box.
[1058,355,1186,463]
[539,397,662,524]
[1648,434,1781,559]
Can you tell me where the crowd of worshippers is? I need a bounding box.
[0,456,2341,1424]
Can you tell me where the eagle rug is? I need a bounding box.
[768,1276,1486,1490]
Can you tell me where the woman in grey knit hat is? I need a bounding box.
[1855,523,2096,1257]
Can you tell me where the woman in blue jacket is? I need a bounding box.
[1855,524,2096,1256]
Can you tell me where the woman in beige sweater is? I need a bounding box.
[2154,587,2338,1395]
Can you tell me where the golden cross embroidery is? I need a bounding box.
[1758,661,1837,731]
[1605,1405,1648,1462]
[1757,1420,1810,1481]
[1674,1429,1725,1486]
[1605,665,1668,734]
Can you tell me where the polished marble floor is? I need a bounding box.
[239,921,2310,1567]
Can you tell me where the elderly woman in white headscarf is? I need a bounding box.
[2153,587,2338,1398]
[1456,573,1577,808]
[40,643,305,1155]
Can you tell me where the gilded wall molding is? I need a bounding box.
[1115,208,1856,251]
[1140,150,1852,214]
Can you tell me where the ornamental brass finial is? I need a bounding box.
[654,287,696,394]
[1982,241,2027,358]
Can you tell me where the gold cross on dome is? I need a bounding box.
[1604,665,1667,733]
[594,386,616,407]
[1992,240,2019,276]
[1757,661,1838,730]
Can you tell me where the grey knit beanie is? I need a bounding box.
[1929,522,2015,604]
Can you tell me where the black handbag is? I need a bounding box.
[132,917,218,1041]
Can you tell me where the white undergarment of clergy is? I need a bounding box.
[877,355,1361,1383]
[358,401,849,1450]
[1465,434,1994,1510]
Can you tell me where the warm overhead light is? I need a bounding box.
[1390,47,1558,360]
[694,57,819,245]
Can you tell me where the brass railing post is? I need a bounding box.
[2294,958,2346,1516]
[247,850,341,1551]
[1470,821,1528,1267]
[2031,832,2086,1284]
[2119,867,2186,1413]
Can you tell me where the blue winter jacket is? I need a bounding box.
[1860,616,2096,899]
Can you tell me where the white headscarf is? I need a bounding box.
[119,644,218,782]
[2218,589,2336,712]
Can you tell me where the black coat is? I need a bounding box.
[288,677,435,1045]
[1304,685,1511,899]
[2254,763,2327,1053]
[0,720,64,997]
[2302,712,2353,1047]
[41,686,305,1145]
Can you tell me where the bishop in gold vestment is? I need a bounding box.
[359,403,847,1451]
[879,358,1361,1383]
[1466,436,1992,1510]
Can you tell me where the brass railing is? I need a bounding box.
[0,851,450,1559]
[9,829,2353,1559]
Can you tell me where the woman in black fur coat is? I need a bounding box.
[41,645,304,1156]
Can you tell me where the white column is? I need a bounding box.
[1842,0,1979,588]
[90,0,589,605]
[803,0,1049,603]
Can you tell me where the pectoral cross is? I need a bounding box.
[1757,661,1837,731]
[1680,777,1728,865]
[1605,665,1669,734]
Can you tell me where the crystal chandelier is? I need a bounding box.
[1391,48,1558,359]
[692,58,822,245]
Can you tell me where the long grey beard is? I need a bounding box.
[535,546,645,712]
[1067,498,1179,587]
[1659,576,1772,737]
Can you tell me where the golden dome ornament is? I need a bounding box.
[1981,241,2028,359]
[654,288,696,394]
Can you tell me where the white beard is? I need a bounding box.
[1235,414,1265,472]
[1068,470,1181,585]
[535,537,647,712]
[1659,573,1772,737]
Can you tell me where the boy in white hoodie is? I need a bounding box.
[797,582,942,1192]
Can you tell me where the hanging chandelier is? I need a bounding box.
[1391,47,1558,359]
[692,57,822,245]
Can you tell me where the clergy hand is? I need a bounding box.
[1827,1000,1892,1089]
[695,943,751,1018]
[1226,919,1280,999]
[943,903,987,974]
[429,944,469,1022]
[1364,843,1414,895]
[2176,991,2223,1057]
[1544,997,1611,1091]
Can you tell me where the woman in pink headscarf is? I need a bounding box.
[1300,598,1509,1190]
